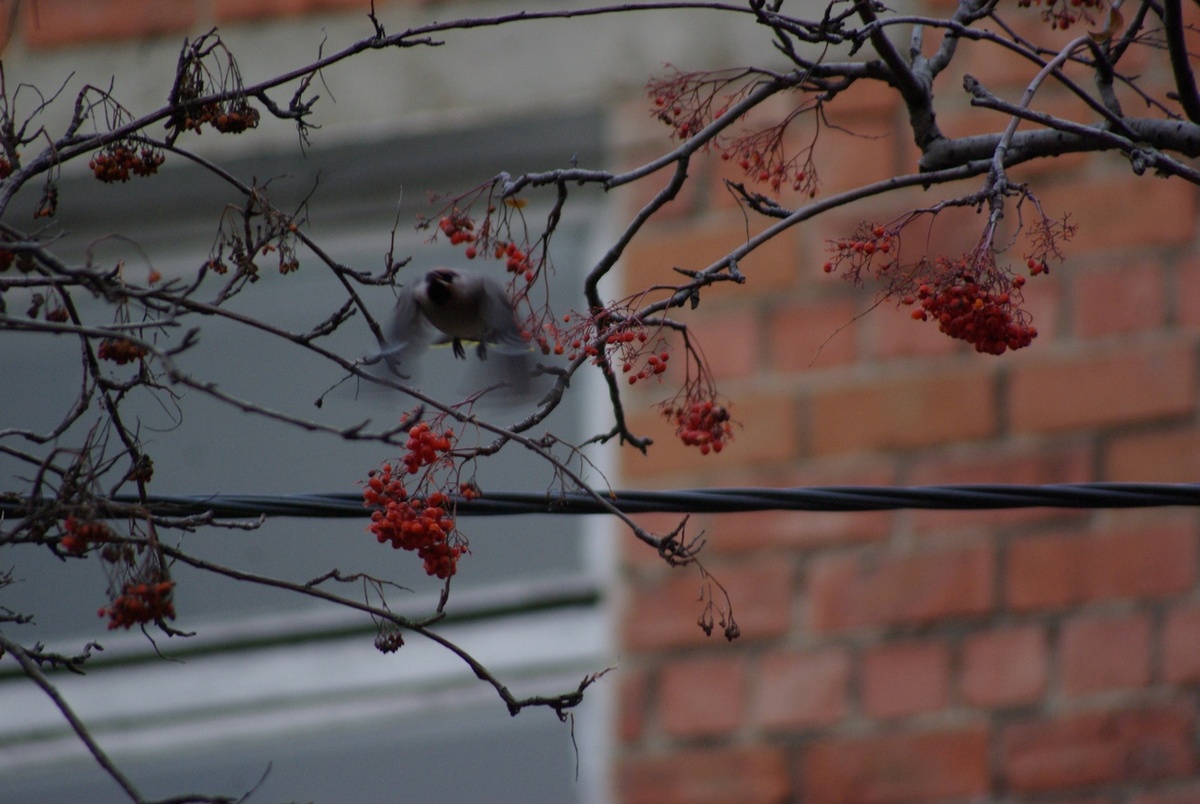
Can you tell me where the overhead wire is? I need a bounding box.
[8,482,1187,519]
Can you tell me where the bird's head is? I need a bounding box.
[424,269,457,305]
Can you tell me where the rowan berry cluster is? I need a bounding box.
[89,144,165,183]
[720,121,819,197]
[494,241,533,279]
[375,627,404,653]
[652,93,714,139]
[179,100,260,134]
[363,422,467,579]
[824,219,1049,355]
[823,224,897,277]
[539,311,599,362]
[646,67,746,141]
[99,575,176,630]
[399,421,454,475]
[907,274,1036,355]
[59,516,114,556]
[363,464,465,579]
[723,146,811,193]
[438,210,477,246]
[1018,0,1102,29]
[436,209,536,281]
[663,399,733,454]
[623,347,670,385]
[98,338,148,364]
[0,155,12,179]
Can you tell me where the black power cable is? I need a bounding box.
[17,482,1187,519]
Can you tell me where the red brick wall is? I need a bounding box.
[10,2,1200,801]
[10,0,399,48]
[614,20,1200,804]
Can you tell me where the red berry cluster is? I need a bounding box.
[494,241,533,280]
[907,274,1036,355]
[646,67,751,142]
[180,101,260,134]
[363,464,465,579]
[0,155,12,179]
[400,422,454,475]
[438,210,477,246]
[59,516,114,556]
[623,349,670,385]
[597,323,675,386]
[375,627,404,653]
[651,94,717,139]
[721,145,811,194]
[437,209,537,281]
[1018,0,1102,29]
[89,144,165,183]
[98,338,148,364]
[664,399,733,455]
[542,312,602,362]
[98,576,176,630]
[362,422,466,579]
[823,224,896,277]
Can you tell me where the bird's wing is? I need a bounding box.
[478,275,530,354]
[378,283,434,376]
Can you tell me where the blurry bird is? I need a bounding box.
[380,267,533,392]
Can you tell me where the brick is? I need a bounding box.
[867,298,961,360]
[1074,259,1165,338]
[23,0,196,47]
[619,745,790,804]
[961,625,1048,707]
[689,305,761,381]
[1060,612,1152,697]
[768,296,860,371]
[1176,256,1200,331]
[1037,176,1197,254]
[623,559,792,650]
[707,507,894,553]
[754,647,851,731]
[618,666,650,743]
[622,392,798,479]
[658,655,747,739]
[861,639,951,719]
[806,543,994,632]
[1106,426,1200,482]
[620,215,801,296]
[800,726,990,803]
[215,0,369,23]
[1006,519,1196,611]
[909,441,1093,531]
[812,95,903,196]
[808,367,996,456]
[1163,603,1200,683]
[1002,705,1196,792]
[1008,342,1196,434]
[615,169,703,223]
[1132,781,1200,804]
[939,24,1082,95]
[706,463,895,553]
[1019,271,1065,342]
